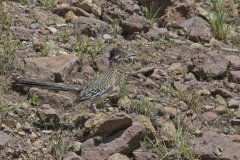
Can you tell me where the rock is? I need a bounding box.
[188,50,229,80]
[29,88,73,108]
[204,105,214,111]
[229,71,240,83]
[189,131,240,159]
[107,153,129,160]
[144,78,157,89]
[37,104,60,127]
[91,112,132,136]
[211,88,234,98]
[168,63,186,75]
[32,9,65,25]
[47,26,58,34]
[144,27,169,41]
[180,16,212,42]
[224,55,240,70]
[81,123,145,160]
[203,112,218,122]
[72,141,82,153]
[136,115,156,134]
[131,67,155,76]
[117,96,132,110]
[159,2,198,27]
[63,152,82,160]
[72,16,111,37]
[74,112,95,128]
[215,106,226,114]
[24,54,80,82]
[73,0,92,13]
[164,107,180,116]
[160,121,176,143]
[0,131,11,150]
[228,97,240,109]
[173,81,188,92]
[121,15,150,34]
[30,23,40,29]
[132,151,159,160]
[14,27,34,41]
[103,34,112,41]
[52,6,94,18]
[215,94,227,106]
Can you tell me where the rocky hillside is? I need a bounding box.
[0,0,240,159]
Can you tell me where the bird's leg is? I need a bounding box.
[90,102,99,113]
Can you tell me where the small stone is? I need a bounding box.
[228,97,240,109]
[179,101,188,111]
[229,71,240,83]
[160,121,176,142]
[72,141,82,153]
[215,95,227,106]
[184,73,196,81]
[168,63,185,75]
[224,55,240,70]
[30,23,40,29]
[173,81,188,91]
[103,34,112,40]
[37,104,60,127]
[230,118,240,126]
[47,26,58,34]
[203,112,218,122]
[63,152,82,160]
[164,107,180,116]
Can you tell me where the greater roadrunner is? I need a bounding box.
[12,48,135,113]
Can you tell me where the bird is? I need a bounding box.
[12,48,135,113]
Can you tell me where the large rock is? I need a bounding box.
[229,71,240,83]
[188,50,230,80]
[72,16,111,36]
[81,123,145,160]
[13,27,34,41]
[92,112,132,136]
[24,54,80,82]
[63,152,82,160]
[144,27,169,41]
[180,16,212,43]
[52,6,94,18]
[29,88,73,108]
[189,131,240,160]
[0,131,11,150]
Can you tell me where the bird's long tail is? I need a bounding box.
[12,76,81,93]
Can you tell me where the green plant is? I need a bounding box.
[142,1,162,26]
[112,19,122,34]
[117,73,128,98]
[0,4,12,29]
[0,33,20,74]
[224,108,235,118]
[30,93,40,108]
[130,98,154,117]
[57,27,70,43]
[50,134,67,160]
[39,0,54,8]
[208,0,229,40]
[174,118,197,160]
[153,38,171,50]
[40,43,50,57]
[90,22,100,35]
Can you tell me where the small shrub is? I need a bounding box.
[30,93,40,108]
[39,0,54,8]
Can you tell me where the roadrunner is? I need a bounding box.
[12,48,135,113]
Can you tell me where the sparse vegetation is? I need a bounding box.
[208,0,229,40]
[117,73,128,98]
[142,1,161,26]
[224,108,235,118]
[0,33,20,74]
[153,38,171,51]
[130,98,154,117]
[50,133,68,160]
[39,0,54,8]
[30,93,40,108]
[112,19,122,34]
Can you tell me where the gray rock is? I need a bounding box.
[184,73,196,81]
[229,71,240,83]
[24,54,80,82]
[203,112,218,122]
[132,151,159,160]
[180,16,212,42]
[188,50,229,80]
[37,104,60,127]
[29,88,73,108]
[0,131,11,150]
[30,23,40,29]
[211,88,234,98]
[72,16,111,37]
[81,123,145,160]
[189,131,240,159]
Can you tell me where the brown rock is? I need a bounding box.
[29,88,73,108]
[14,27,34,41]
[37,104,60,126]
[0,131,11,150]
[189,131,240,159]
[215,106,225,114]
[132,151,159,160]
[188,50,229,80]
[203,112,218,122]
[180,16,212,42]
[24,54,80,82]
[173,81,188,92]
[107,153,129,160]
[224,55,240,70]
[72,16,111,37]
[229,71,240,83]
[81,123,145,160]
[211,88,234,98]
[92,112,132,136]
